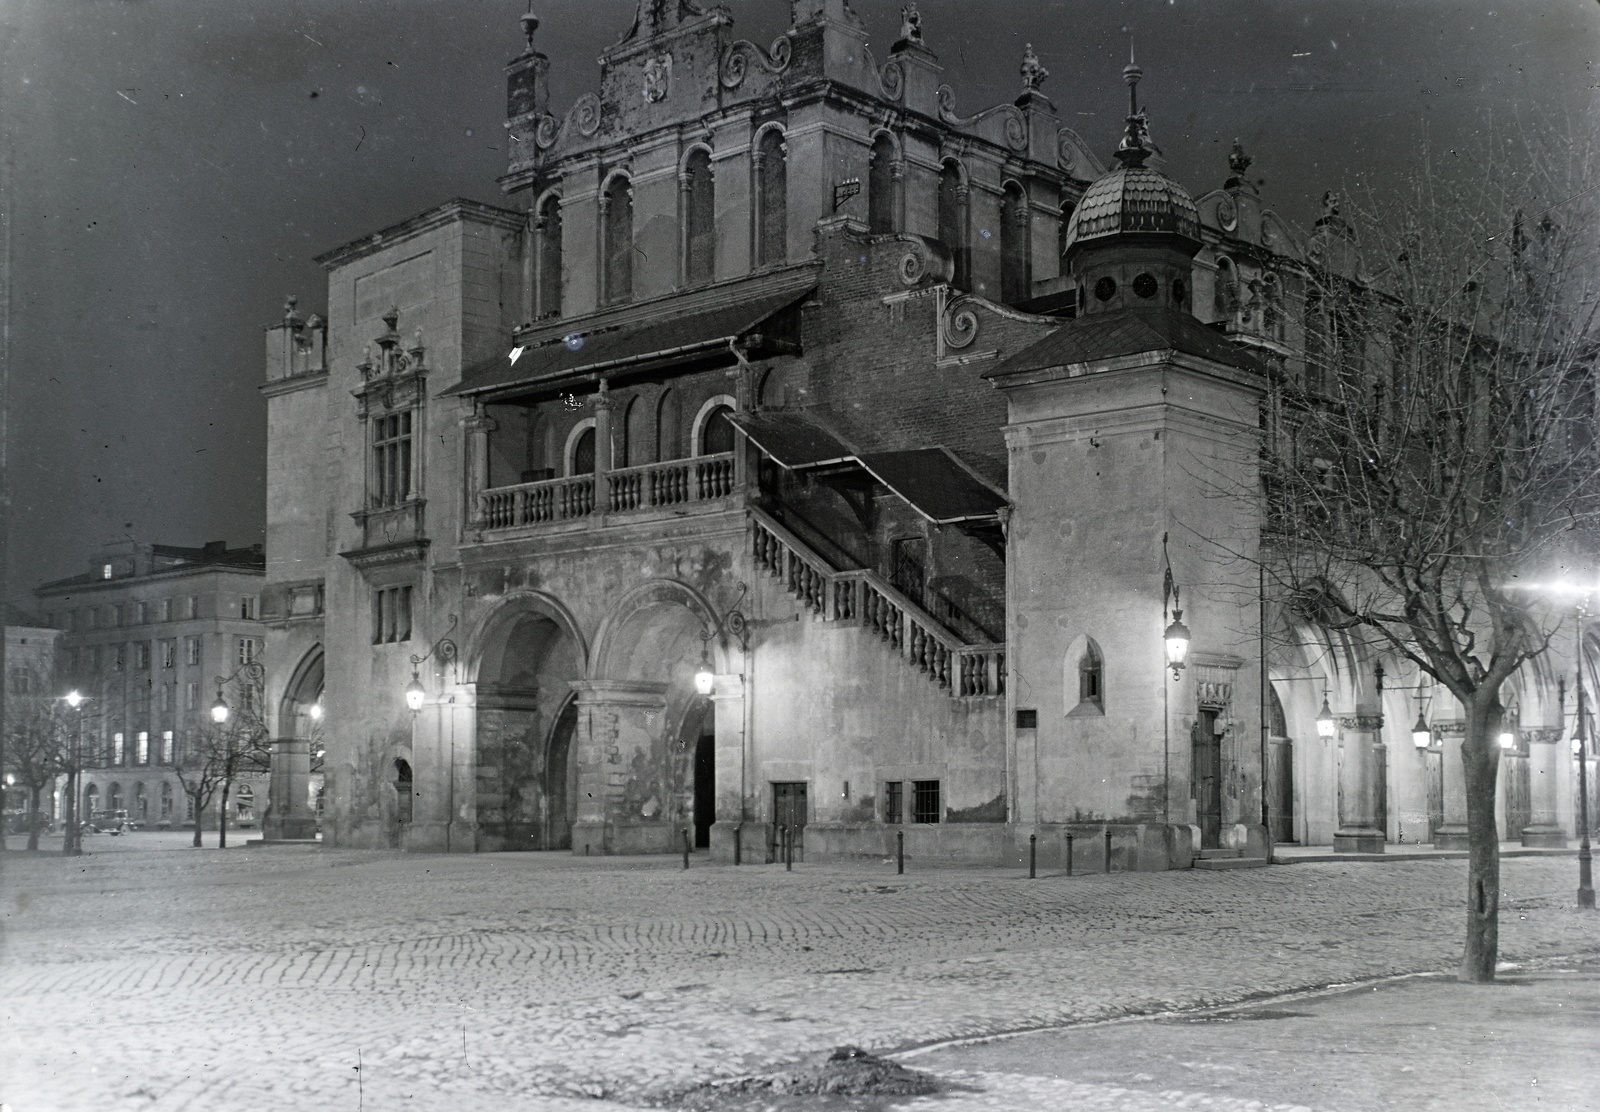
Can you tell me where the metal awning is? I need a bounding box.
[725,411,857,469]
[855,449,1008,525]
[731,411,1007,526]
[446,282,814,399]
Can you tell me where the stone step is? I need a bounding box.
[1193,856,1269,870]
[1197,847,1243,859]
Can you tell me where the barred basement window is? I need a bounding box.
[373,585,414,644]
[373,411,414,507]
[885,780,903,824]
[912,780,941,824]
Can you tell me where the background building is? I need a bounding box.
[35,540,273,831]
[256,1,1592,863]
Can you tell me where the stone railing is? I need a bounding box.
[478,452,736,532]
[751,508,1004,699]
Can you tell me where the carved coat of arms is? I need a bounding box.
[643,54,672,102]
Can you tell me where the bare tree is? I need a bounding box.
[1259,133,1600,980]
[173,673,270,849]
[2,666,66,850]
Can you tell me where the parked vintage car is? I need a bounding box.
[88,809,135,834]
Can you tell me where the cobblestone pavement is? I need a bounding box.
[3,832,1598,1111]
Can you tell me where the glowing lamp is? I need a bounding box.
[1315,694,1337,738]
[694,645,715,696]
[308,701,324,721]
[1411,711,1431,749]
[1163,610,1191,679]
[211,694,230,724]
[64,689,84,709]
[1498,731,1516,750]
[404,674,426,713]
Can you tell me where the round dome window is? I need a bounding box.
[1132,273,1158,299]
[1172,278,1186,304]
[1094,276,1118,302]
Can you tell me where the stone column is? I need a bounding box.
[1434,720,1471,849]
[569,679,670,855]
[708,672,748,863]
[1522,727,1567,847]
[1334,713,1386,852]
[262,737,316,841]
[462,403,497,531]
[593,380,614,516]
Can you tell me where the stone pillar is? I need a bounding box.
[593,380,614,515]
[1434,720,1470,849]
[708,672,748,862]
[406,696,477,853]
[463,403,496,530]
[1334,713,1386,852]
[262,737,317,841]
[1522,727,1567,847]
[569,679,671,855]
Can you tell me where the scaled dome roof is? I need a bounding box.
[1062,163,1201,255]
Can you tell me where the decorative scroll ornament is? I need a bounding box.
[940,294,979,349]
[898,249,926,286]
[879,59,904,100]
[936,85,1029,152]
[534,113,561,149]
[572,93,601,136]
[1056,129,1076,170]
[1216,193,1238,232]
[720,34,793,88]
[643,53,672,102]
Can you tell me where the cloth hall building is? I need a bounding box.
[254,0,1595,864]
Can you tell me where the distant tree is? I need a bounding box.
[1257,132,1600,981]
[173,674,271,848]
[3,666,67,850]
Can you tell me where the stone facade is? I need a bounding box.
[256,1,1594,864]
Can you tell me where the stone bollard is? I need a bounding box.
[1104,827,1112,874]
[1065,832,1074,876]
[897,829,904,875]
[682,828,691,870]
[1029,833,1037,879]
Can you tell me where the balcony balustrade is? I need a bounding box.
[476,452,737,534]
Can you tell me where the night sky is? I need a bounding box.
[2,0,1596,605]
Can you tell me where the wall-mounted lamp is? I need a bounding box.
[1498,730,1516,750]
[1161,534,1190,681]
[407,614,459,714]
[696,583,750,696]
[308,700,324,722]
[1411,682,1431,748]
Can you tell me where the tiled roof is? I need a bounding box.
[448,276,817,399]
[985,307,1270,381]
[1064,166,1200,252]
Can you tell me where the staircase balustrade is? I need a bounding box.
[750,508,1003,699]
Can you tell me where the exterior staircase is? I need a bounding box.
[1192,847,1269,870]
[749,506,1004,699]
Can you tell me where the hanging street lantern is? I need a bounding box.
[1163,610,1191,680]
[211,691,230,724]
[1411,710,1432,749]
[1315,693,1336,738]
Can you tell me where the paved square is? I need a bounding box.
[3,834,1597,1110]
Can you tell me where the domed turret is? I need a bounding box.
[1062,51,1201,317]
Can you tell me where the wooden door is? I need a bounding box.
[1192,711,1222,849]
[693,728,715,849]
[1425,749,1444,842]
[1267,736,1295,844]
[1503,750,1531,841]
[771,781,808,862]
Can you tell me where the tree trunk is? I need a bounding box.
[26,785,41,851]
[1459,696,1503,983]
[219,783,229,849]
[191,796,203,847]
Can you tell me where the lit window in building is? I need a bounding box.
[112,732,125,765]
[161,730,174,764]
[137,732,149,765]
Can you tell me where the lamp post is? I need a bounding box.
[60,689,87,857]
[210,661,266,725]
[1575,599,1594,909]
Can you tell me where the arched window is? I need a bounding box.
[868,132,897,234]
[109,782,123,812]
[1262,273,1284,340]
[85,783,100,813]
[755,128,787,267]
[698,404,736,456]
[602,174,634,305]
[160,781,173,819]
[570,425,596,475]
[1078,642,1104,709]
[394,758,413,824]
[621,395,650,468]
[536,194,562,319]
[1268,685,1289,737]
[1001,181,1030,304]
[135,782,147,819]
[656,388,682,461]
[937,160,969,291]
[682,149,715,285]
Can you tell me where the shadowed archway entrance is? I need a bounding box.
[474,599,586,851]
